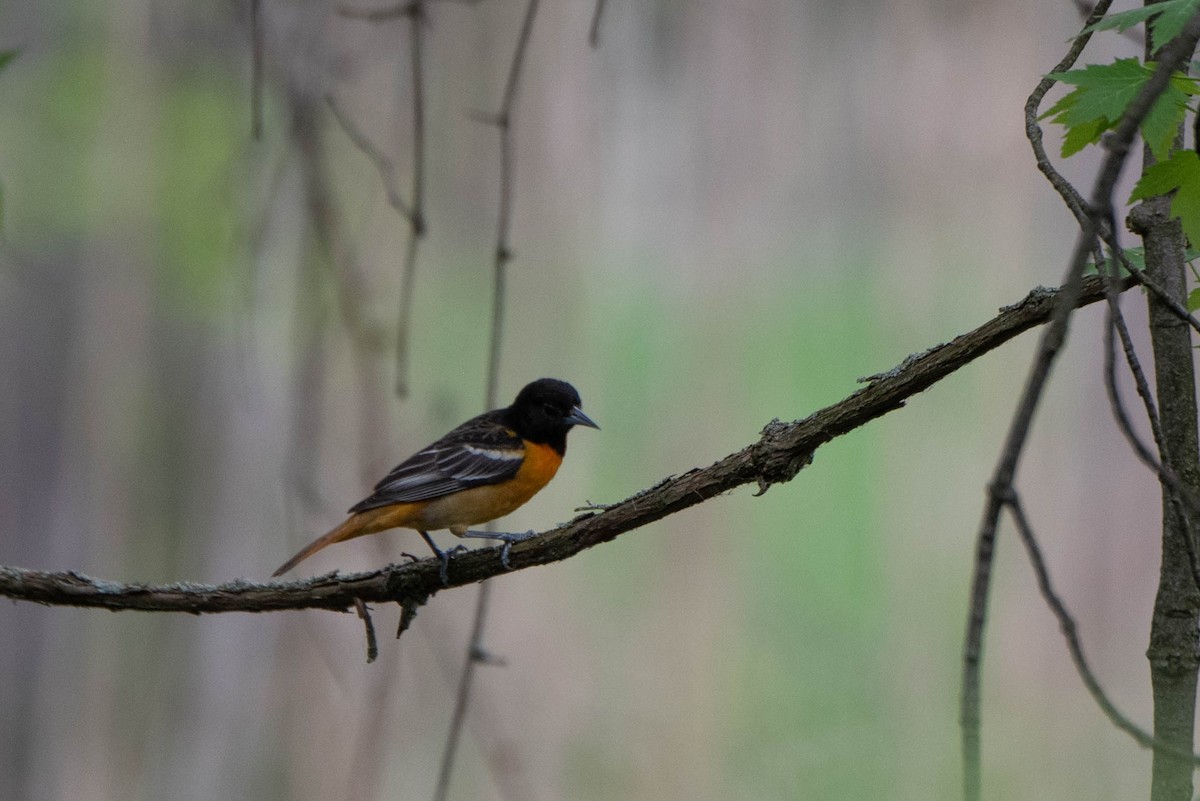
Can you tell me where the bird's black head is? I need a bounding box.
[507,378,599,454]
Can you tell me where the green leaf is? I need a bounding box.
[1119,247,1146,272]
[1189,287,1200,312]
[1142,72,1197,159]
[0,49,17,75]
[1048,59,1155,125]
[1081,4,1174,38]
[1045,59,1198,160]
[1130,150,1200,245]
[1094,247,1145,276]
[1081,0,1200,52]
[1148,0,1200,51]
[1061,116,1107,157]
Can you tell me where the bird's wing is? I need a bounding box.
[348,411,524,512]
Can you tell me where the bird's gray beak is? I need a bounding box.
[566,406,600,430]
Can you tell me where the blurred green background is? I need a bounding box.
[0,1,1172,800]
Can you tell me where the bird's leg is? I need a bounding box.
[419,530,464,585]
[460,529,537,570]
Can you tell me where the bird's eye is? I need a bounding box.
[543,402,558,417]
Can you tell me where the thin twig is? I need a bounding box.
[437,2,541,799]
[1129,266,1200,335]
[331,3,428,397]
[291,87,386,352]
[250,0,264,139]
[963,15,1200,801]
[1024,0,1113,227]
[338,0,482,18]
[353,597,380,663]
[480,0,539,400]
[1005,495,1200,763]
[1095,237,1200,335]
[394,1,427,397]
[325,93,418,224]
[1099,261,1200,590]
[588,0,609,48]
[339,1,412,20]
[966,3,1113,787]
[0,274,1136,616]
[434,577,492,801]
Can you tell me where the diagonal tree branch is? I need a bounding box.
[0,274,1133,616]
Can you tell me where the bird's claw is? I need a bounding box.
[497,530,536,571]
[434,544,467,585]
[460,529,536,570]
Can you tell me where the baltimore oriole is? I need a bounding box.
[273,378,599,582]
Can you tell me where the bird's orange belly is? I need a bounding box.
[416,441,563,533]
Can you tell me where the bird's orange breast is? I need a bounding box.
[402,440,563,534]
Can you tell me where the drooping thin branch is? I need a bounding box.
[479,0,539,401]
[330,2,428,396]
[1005,494,1200,763]
[1025,0,1114,227]
[338,2,412,20]
[1130,266,1200,335]
[1093,203,1200,590]
[0,273,1134,616]
[1100,269,1200,590]
[433,570,492,801]
[963,15,1200,801]
[250,0,264,139]
[290,88,384,352]
[588,0,609,47]
[1091,228,1200,335]
[437,3,541,799]
[326,53,426,398]
[394,1,427,398]
[338,0,483,19]
[325,93,419,226]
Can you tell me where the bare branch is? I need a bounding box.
[250,0,264,139]
[325,93,418,224]
[440,2,541,797]
[588,0,609,48]
[1006,495,1200,763]
[338,0,482,19]
[0,274,1133,617]
[394,2,427,397]
[963,14,1200,801]
[480,0,539,400]
[338,2,412,20]
[353,597,380,663]
[1024,0,1113,226]
[331,1,429,397]
[1101,274,1200,589]
[1130,267,1200,335]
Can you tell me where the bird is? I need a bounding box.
[273,378,599,583]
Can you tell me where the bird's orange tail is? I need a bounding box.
[272,513,373,577]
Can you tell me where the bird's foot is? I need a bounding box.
[420,531,466,585]
[461,529,537,570]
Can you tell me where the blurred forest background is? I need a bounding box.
[0,1,1177,799]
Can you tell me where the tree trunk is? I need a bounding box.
[1131,192,1200,801]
